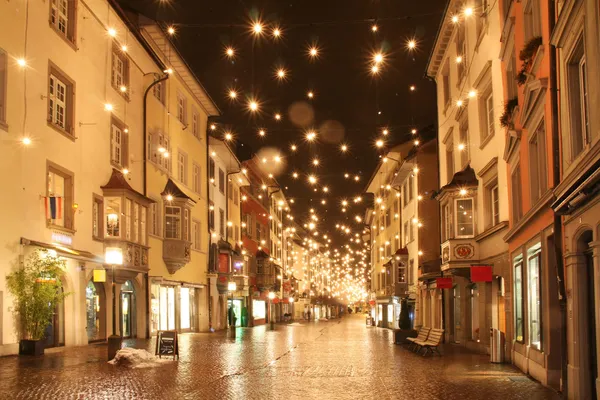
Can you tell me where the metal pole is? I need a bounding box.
[112,264,116,336]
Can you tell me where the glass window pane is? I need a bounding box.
[514,259,524,342]
[105,197,121,237]
[456,199,474,236]
[528,246,542,349]
[180,288,190,330]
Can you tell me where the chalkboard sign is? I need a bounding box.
[155,330,179,359]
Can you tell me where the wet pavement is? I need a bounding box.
[0,314,558,399]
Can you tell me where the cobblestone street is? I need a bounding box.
[0,314,558,400]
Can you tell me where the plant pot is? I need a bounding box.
[19,339,45,356]
[394,329,418,345]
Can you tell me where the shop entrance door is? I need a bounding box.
[586,250,597,400]
[227,299,242,327]
[453,286,461,343]
[44,287,65,348]
[120,280,135,338]
[86,281,106,342]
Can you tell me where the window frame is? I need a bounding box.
[46,161,75,231]
[529,119,548,204]
[176,92,187,125]
[514,254,524,343]
[218,168,225,194]
[527,244,543,350]
[566,34,589,159]
[455,197,475,238]
[92,194,103,240]
[149,200,160,237]
[192,163,201,194]
[110,116,128,169]
[165,205,182,240]
[192,219,201,250]
[111,43,129,98]
[219,208,225,237]
[49,0,77,45]
[177,150,188,186]
[511,164,523,223]
[48,63,75,138]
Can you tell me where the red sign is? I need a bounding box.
[272,298,280,304]
[436,277,453,289]
[471,265,493,282]
[368,300,376,306]
[218,254,229,273]
[282,298,289,304]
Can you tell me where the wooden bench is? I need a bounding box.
[407,327,430,351]
[414,328,444,356]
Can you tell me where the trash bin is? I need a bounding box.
[490,328,505,363]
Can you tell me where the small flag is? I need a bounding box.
[44,196,63,220]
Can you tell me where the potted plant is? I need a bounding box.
[394,298,418,344]
[6,250,70,356]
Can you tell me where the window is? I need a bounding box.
[50,0,76,43]
[456,24,467,82]
[140,206,146,246]
[218,169,225,194]
[149,202,159,236]
[48,66,74,135]
[192,164,201,193]
[491,185,500,226]
[165,206,181,239]
[446,140,454,183]
[192,220,201,250]
[111,48,129,98]
[408,174,414,201]
[409,216,415,242]
[514,255,524,342]
[209,158,216,185]
[209,204,215,230]
[47,163,74,229]
[459,120,470,167]
[153,81,165,104]
[219,209,225,237]
[567,36,589,159]
[0,50,6,127]
[235,225,239,241]
[408,259,414,285]
[178,151,187,185]
[385,210,391,227]
[397,261,406,283]
[110,117,128,168]
[177,93,187,124]
[442,60,451,107]
[183,209,190,241]
[442,203,452,241]
[529,120,547,203]
[527,244,542,349]
[92,195,103,239]
[404,221,409,246]
[228,181,233,200]
[403,181,409,207]
[456,198,474,237]
[133,202,139,243]
[105,197,121,237]
[506,54,519,101]
[125,198,132,241]
[523,0,541,41]
[511,165,523,222]
[480,87,494,142]
[192,111,199,138]
[234,188,239,205]
[148,132,171,171]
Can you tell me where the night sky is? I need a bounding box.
[121,0,447,247]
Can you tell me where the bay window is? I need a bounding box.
[125,199,132,241]
[133,203,139,243]
[455,198,474,237]
[105,197,121,238]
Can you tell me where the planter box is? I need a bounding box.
[394,329,418,344]
[19,340,44,356]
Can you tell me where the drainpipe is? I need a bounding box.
[142,73,168,339]
[548,1,567,395]
[435,133,445,337]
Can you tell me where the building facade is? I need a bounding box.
[427,0,513,360]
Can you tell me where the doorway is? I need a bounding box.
[227,299,242,327]
[44,286,65,348]
[578,230,597,400]
[120,280,135,338]
[453,285,461,343]
[86,280,106,342]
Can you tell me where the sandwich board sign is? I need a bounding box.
[155,330,179,359]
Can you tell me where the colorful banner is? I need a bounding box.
[436,277,453,289]
[471,265,493,282]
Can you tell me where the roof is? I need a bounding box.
[161,178,196,203]
[438,164,478,193]
[425,0,457,78]
[139,20,220,117]
[101,169,151,201]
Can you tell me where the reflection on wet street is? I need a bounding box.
[0,315,557,399]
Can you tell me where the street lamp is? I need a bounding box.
[228,281,237,338]
[268,291,276,330]
[105,247,123,361]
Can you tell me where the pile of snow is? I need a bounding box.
[108,348,173,369]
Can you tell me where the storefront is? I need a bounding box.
[150,280,199,334]
[86,280,106,342]
[252,299,266,325]
[227,298,243,327]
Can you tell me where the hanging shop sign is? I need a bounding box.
[436,277,453,289]
[470,265,493,282]
[155,330,179,359]
[93,269,106,283]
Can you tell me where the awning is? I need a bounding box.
[21,238,103,264]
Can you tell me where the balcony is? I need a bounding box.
[163,238,191,274]
[103,239,150,283]
[441,238,480,271]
